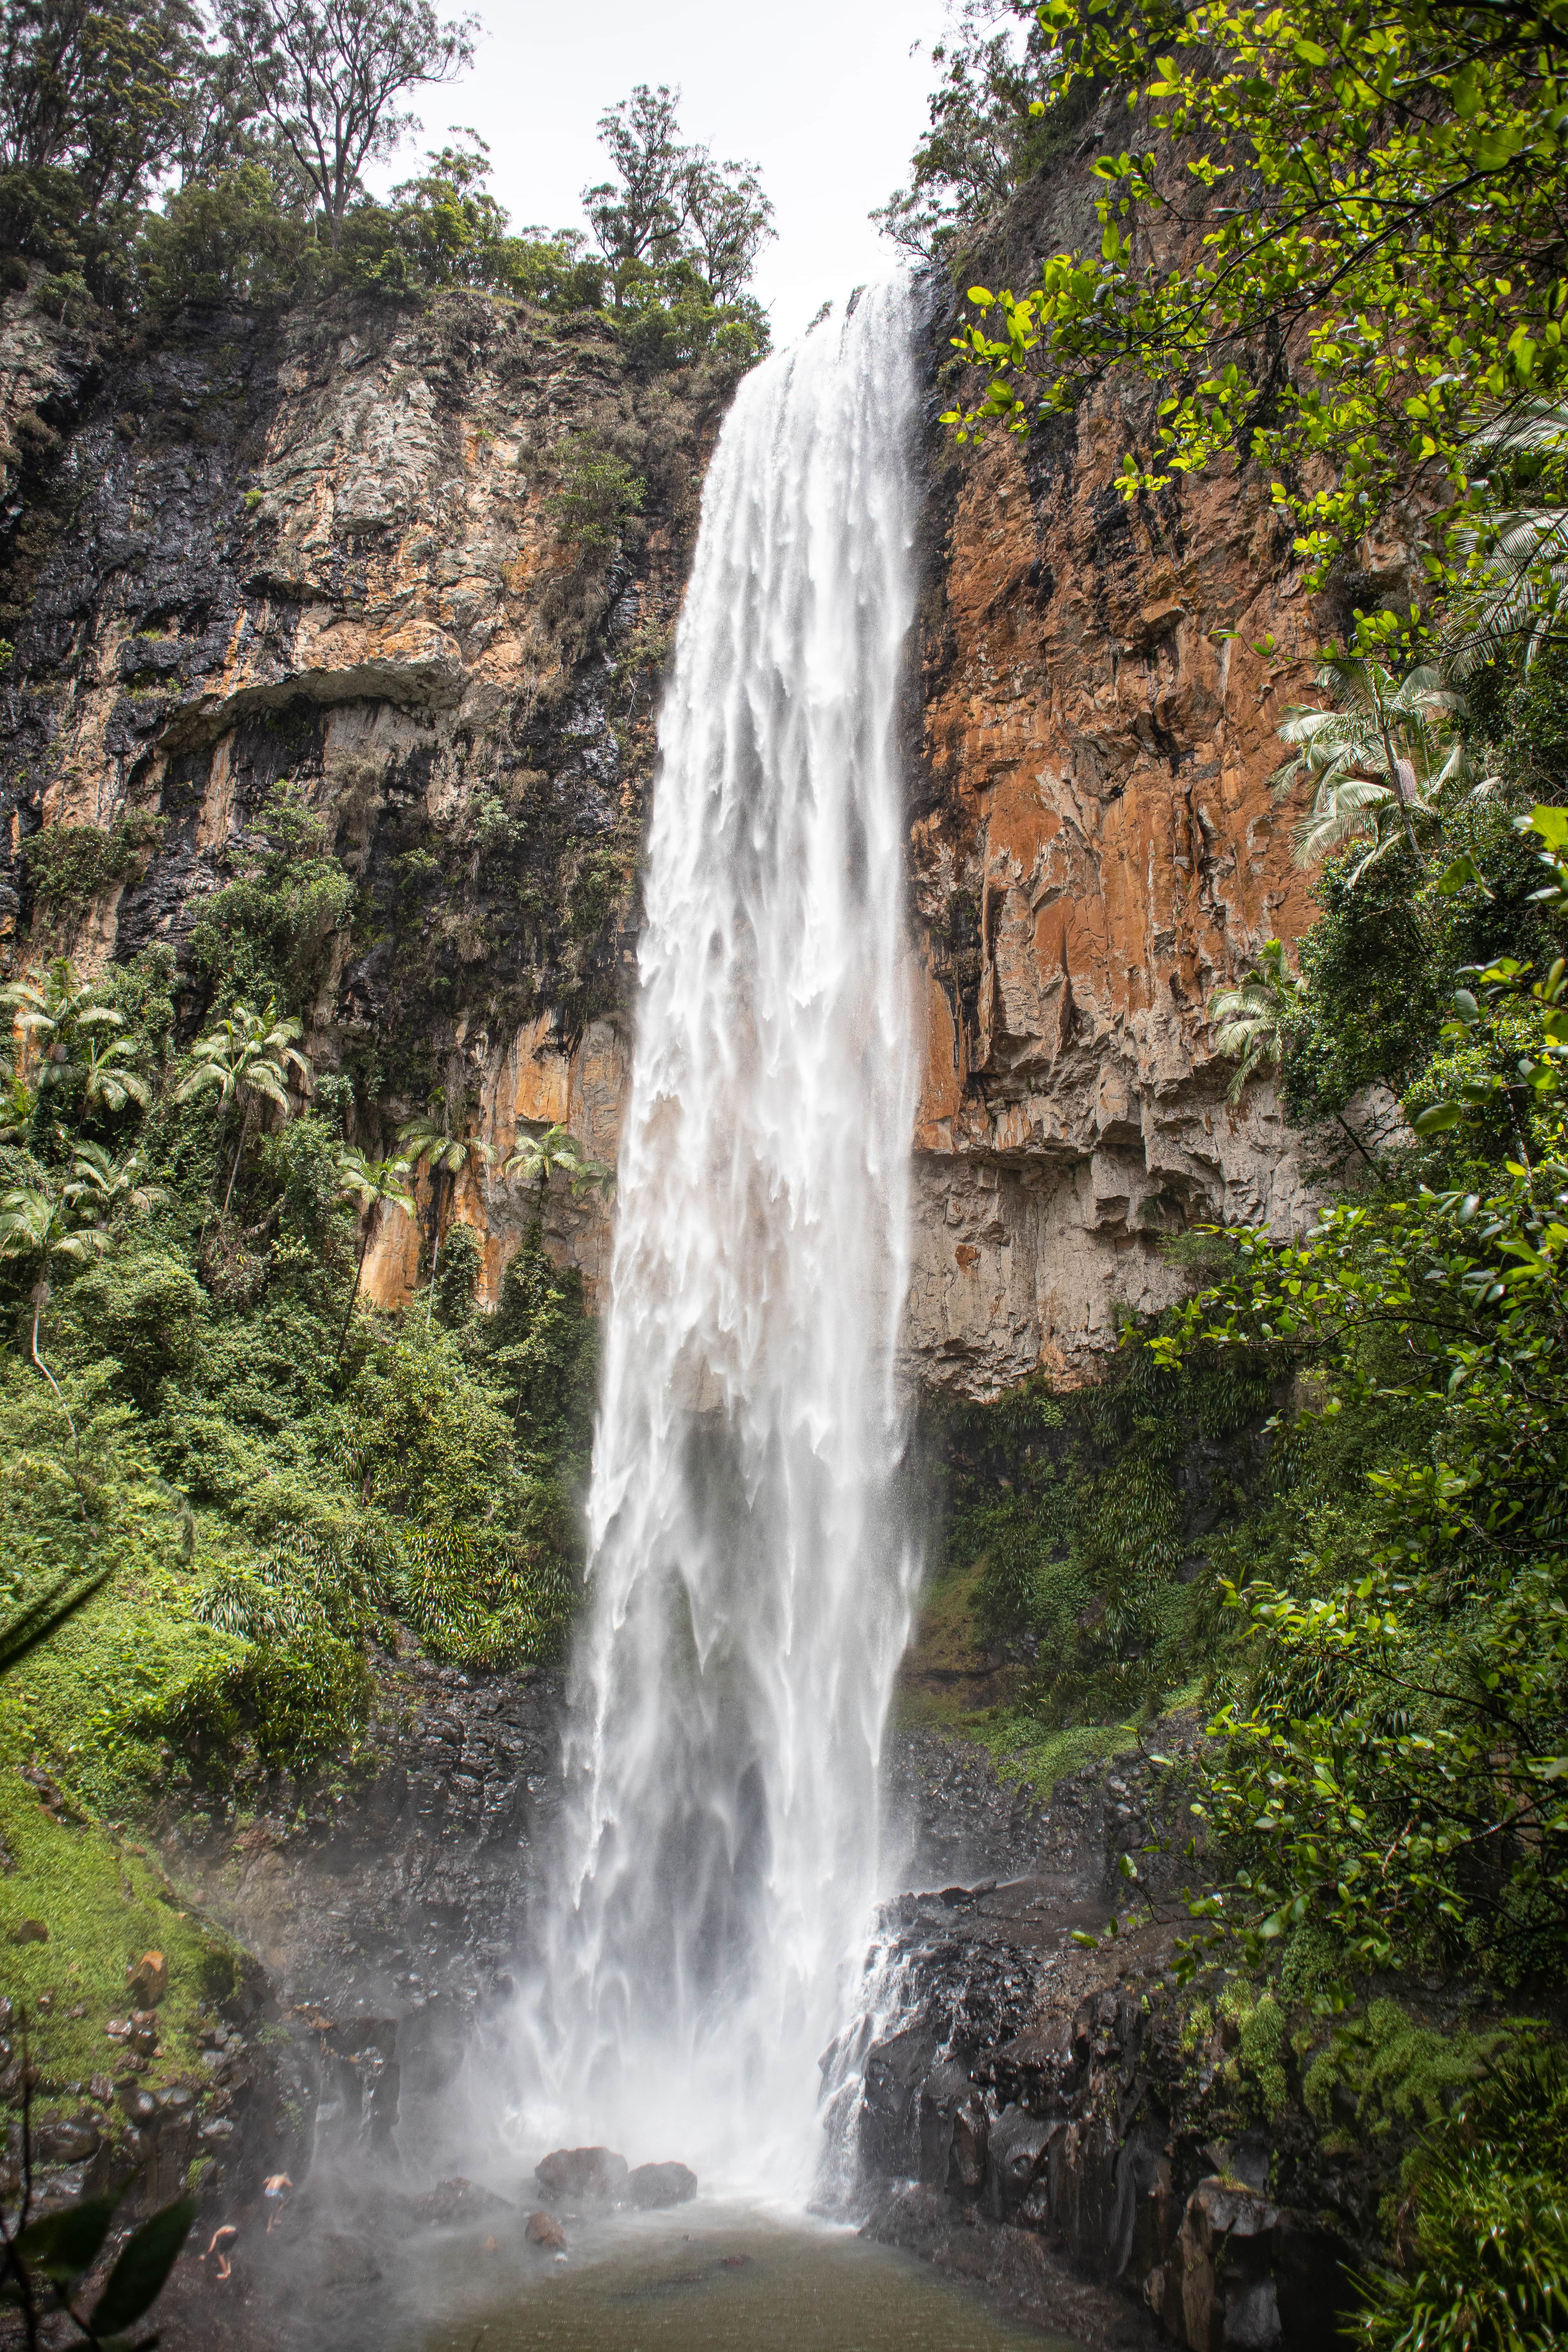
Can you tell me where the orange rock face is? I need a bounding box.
[901,316,1359,1392]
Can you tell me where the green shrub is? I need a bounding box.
[546,430,645,552]
[433,1220,482,1325]
[1351,2049,1568,2350]
[185,777,354,1010]
[396,1524,573,1667]
[24,811,162,918]
[136,167,308,314]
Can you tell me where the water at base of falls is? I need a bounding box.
[502,276,924,2200]
[401,2210,1083,2352]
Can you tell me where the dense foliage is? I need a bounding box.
[944,0,1568,641]
[0,927,597,1817]
[0,5,771,370]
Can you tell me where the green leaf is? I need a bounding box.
[1437,855,1491,900]
[89,2200,197,2336]
[1528,804,1568,849]
[1412,1102,1461,1133]
[1292,37,1328,64]
[13,2196,119,2282]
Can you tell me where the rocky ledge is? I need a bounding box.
[838,1736,1370,2350]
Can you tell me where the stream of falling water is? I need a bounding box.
[511,277,923,2199]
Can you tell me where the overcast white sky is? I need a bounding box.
[376,0,954,345]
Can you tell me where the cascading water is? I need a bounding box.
[514,276,923,2198]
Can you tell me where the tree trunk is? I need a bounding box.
[223,1097,256,1218]
[337,1218,374,1356]
[1377,709,1422,861]
[30,1279,85,1519]
[426,1170,445,1328]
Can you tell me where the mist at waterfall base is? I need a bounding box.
[490,276,925,2202]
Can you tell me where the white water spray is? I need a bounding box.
[517,279,923,2197]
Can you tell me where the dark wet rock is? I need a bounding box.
[534,2144,630,2205]
[862,2181,1163,2351]
[417,2176,514,2227]
[837,1735,1363,2351]
[290,2230,385,2292]
[163,1659,567,2051]
[627,2160,697,2208]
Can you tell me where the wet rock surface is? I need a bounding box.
[535,2144,631,2206]
[628,2158,698,2208]
[846,1734,1363,2351]
[163,1650,564,2031]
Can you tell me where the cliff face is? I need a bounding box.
[0,285,728,1309]
[1,148,1354,1388]
[902,129,1374,1394]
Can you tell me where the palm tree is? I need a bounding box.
[0,1173,111,1509]
[78,1032,150,1114]
[68,1140,165,1228]
[1447,400,1568,678]
[335,1147,416,1351]
[2,958,125,1090]
[501,1120,615,1215]
[1207,939,1305,1105]
[0,1073,35,1151]
[173,1000,311,1216]
[396,1103,493,1323]
[1275,657,1471,878]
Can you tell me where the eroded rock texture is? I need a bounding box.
[844,1739,1361,2352]
[903,118,1375,1393]
[0,286,730,1309]
[1,137,1358,1379]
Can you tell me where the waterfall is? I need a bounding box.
[518,276,922,2198]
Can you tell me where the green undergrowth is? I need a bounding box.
[1303,1999,1523,2151]
[0,1766,246,2101]
[0,1037,595,1824]
[909,1327,1271,1796]
[0,1218,593,1818]
[962,1707,1145,1801]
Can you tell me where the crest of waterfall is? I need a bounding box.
[514,277,923,2195]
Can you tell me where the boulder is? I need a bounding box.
[417,2176,513,2228]
[525,2209,567,2250]
[125,1951,167,2008]
[627,2161,697,2209]
[534,2145,629,2205]
[1144,2176,1281,2352]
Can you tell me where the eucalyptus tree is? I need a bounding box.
[218,0,477,248]
[873,0,1065,261]
[173,999,311,1215]
[334,1146,415,1350]
[583,82,773,303]
[0,0,216,210]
